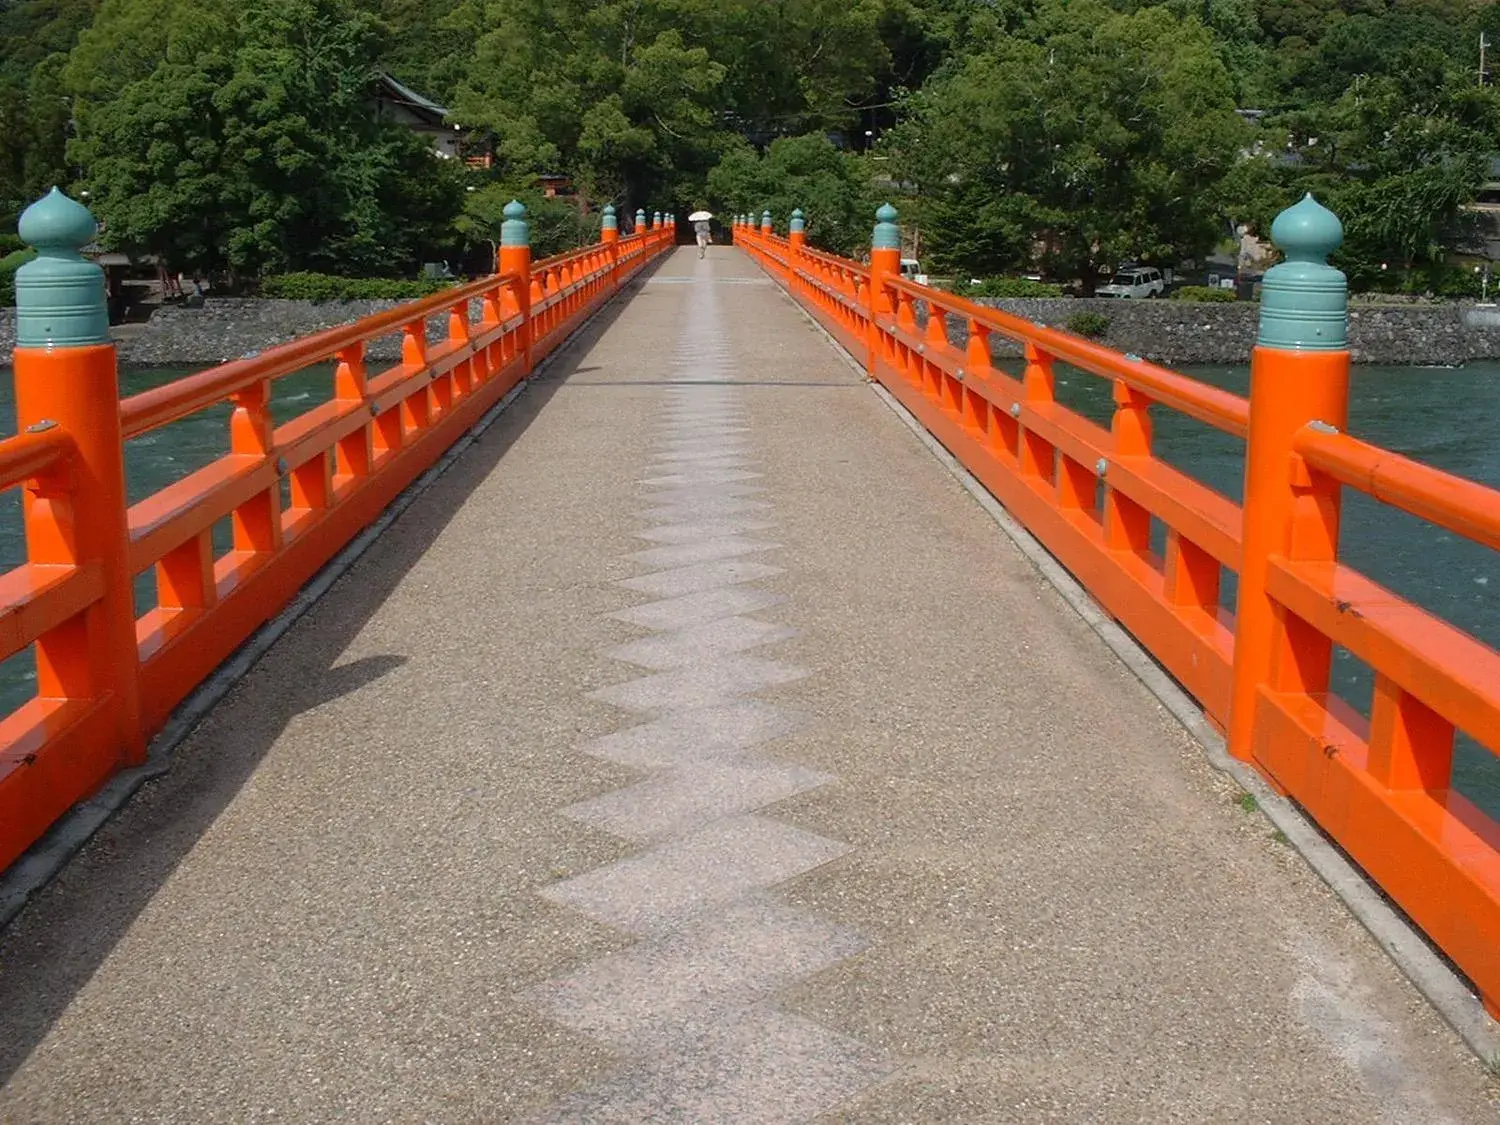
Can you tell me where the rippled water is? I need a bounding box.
[0,359,1495,813]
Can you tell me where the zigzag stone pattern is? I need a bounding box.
[526,273,887,1122]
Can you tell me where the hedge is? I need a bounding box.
[1170,285,1238,302]
[0,248,37,307]
[956,276,1064,299]
[259,272,454,302]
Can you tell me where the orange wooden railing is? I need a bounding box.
[736,209,1500,1017]
[0,202,673,873]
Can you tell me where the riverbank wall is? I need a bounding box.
[4,296,1500,368]
[0,297,485,368]
[964,298,1500,367]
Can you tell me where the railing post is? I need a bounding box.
[1228,194,1350,761]
[789,208,806,253]
[652,210,662,232]
[601,203,620,291]
[499,199,532,374]
[12,188,143,763]
[635,208,646,240]
[867,203,901,379]
[760,209,772,237]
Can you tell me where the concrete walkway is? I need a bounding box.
[0,248,1495,1123]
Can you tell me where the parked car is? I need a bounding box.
[900,258,929,285]
[1097,265,1166,298]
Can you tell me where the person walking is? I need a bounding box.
[689,209,714,258]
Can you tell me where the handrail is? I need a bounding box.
[0,427,73,489]
[1295,425,1500,552]
[736,213,1500,1022]
[120,273,517,439]
[887,277,1251,438]
[0,217,675,877]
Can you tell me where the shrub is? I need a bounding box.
[0,248,37,307]
[259,272,453,302]
[1171,285,1237,302]
[1065,311,1111,339]
[957,277,1064,299]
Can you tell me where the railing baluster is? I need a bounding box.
[1105,382,1153,558]
[401,318,432,432]
[1367,678,1456,791]
[334,342,372,489]
[1019,342,1055,484]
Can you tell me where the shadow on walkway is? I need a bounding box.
[0,258,665,1085]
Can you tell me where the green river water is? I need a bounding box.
[0,360,1495,814]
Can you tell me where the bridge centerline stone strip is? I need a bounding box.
[526,260,891,1120]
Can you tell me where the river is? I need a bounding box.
[0,360,1494,814]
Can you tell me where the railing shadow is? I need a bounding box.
[0,255,666,1085]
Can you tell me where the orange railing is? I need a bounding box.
[737,214,1500,1016]
[0,219,673,872]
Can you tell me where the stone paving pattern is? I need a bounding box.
[0,249,1495,1122]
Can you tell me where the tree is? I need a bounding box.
[886,0,1246,286]
[451,0,729,209]
[65,0,463,278]
[456,182,600,261]
[706,133,875,256]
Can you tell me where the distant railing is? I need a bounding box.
[735,205,1500,1020]
[0,193,674,873]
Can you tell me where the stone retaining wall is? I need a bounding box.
[3,295,1500,368]
[964,298,1500,367]
[0,296,485,368]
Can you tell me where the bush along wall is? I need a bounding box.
[258,272,454,302]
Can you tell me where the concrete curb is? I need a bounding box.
[766,270,1500,1069]
[0,271,650,932]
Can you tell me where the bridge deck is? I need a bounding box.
[0,248,1494,1122]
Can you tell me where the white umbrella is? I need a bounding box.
[688,210,713,222]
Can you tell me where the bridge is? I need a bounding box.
[0,190,1497,1120]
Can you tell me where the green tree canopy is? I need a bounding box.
[65,0,463,277]
[884,0,1246,285]
[707,133,875,256]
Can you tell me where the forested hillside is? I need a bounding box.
[0,0,1497,290]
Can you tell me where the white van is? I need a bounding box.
[1097,266,1166,298]
[900,258,929,285]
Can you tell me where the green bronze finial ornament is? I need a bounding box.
[790,209,805,233]
[602,203,617,231]
[873,202,900,250]
[500,199,529,248]
[635,208,647,230]
[761,209,771,228]
[15,186,108,349]
[1256,193,1347,351]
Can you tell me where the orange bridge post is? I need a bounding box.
[11,189,142,770]
[1228,195,1351,763]
[498,200,532,374]
[867,203,902,379]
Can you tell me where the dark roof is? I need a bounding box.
[374,73,451,126]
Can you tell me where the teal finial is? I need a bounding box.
[1256,193,1346,351]
[500,199,529,248]
[790,208,805,233]
[761,209,771,228]
[15,187,108,348]
[653,211,662,227]
[602,203,617,231]
[873,202,900,250]
[635,208,647,231]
